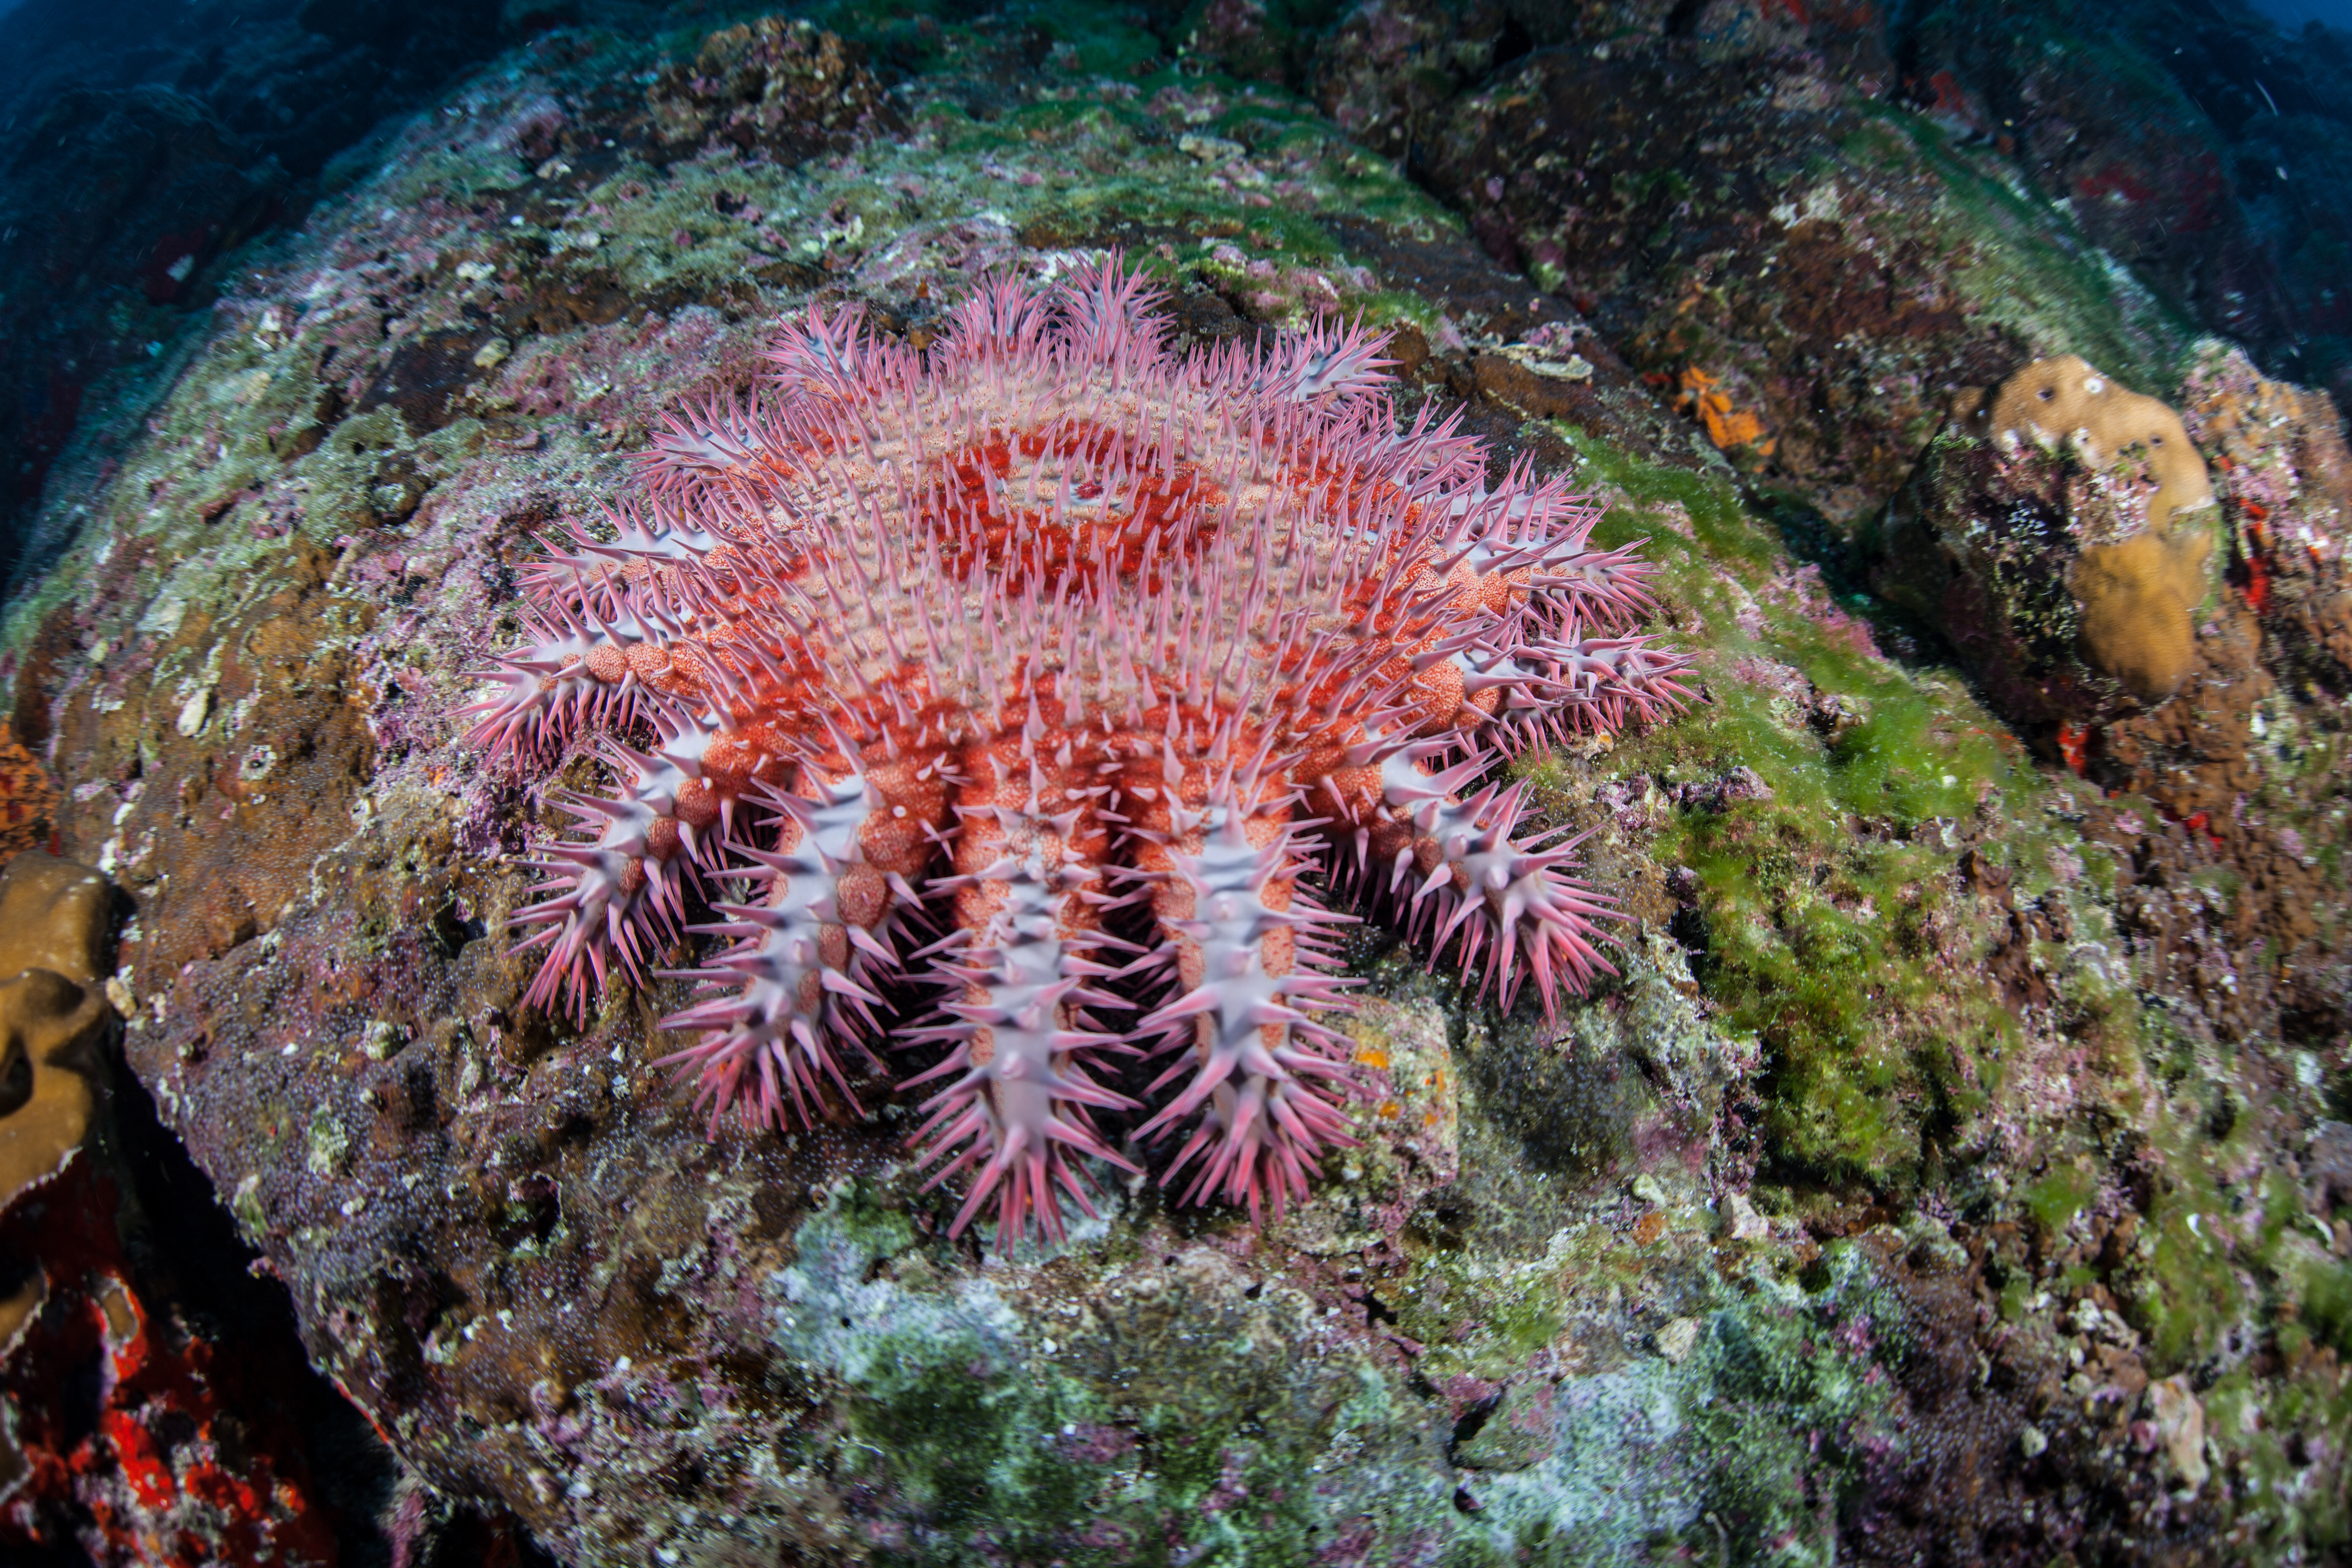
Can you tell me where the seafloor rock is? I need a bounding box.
[1869,343,2352,1081]
[642,18,895,160]
[2178,340,2352,697]
[1416,28,2193,528]
[2,6,2350,1564]
[1305,0,1511,161]
[1354,0,2352,524]
[1175,0,1315,87]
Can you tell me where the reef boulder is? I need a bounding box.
[6,4,2352,1563]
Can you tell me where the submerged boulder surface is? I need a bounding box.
[0,4,2349,1565]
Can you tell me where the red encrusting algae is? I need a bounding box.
[459,260,1690,1246]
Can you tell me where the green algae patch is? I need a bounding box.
[2099,1148,2352,1553]
[2020,1164,2099,1240]
[2299,1255,2352,1359]
[949,78,1450,278]
[1567,427,1777,578]
[2200,1360,2352,1559]
[771,1191,1398,1566]
[1554,426,2098,1186]
[765,3,1454,271]
[1388,1247,1587,1389]
[843,1355,1101,1549]
[1370,1223,1935,1564]
[2123,1179,2247,1371]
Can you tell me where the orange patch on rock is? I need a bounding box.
[1676,367,1775,456]
[0,719,58,870]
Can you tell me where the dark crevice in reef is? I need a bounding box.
[1660,0,1711,39]
[1446,1388,1502,1456]
[99,1044,404,1564]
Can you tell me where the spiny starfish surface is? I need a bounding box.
[460,260,1690,1245]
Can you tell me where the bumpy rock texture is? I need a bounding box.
[1416,10,2192,528]
[1,0,2349,1563]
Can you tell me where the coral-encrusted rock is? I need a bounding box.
[0,855,113,1227]
[1414,22,2191,526]
[1307,0,1510,161]
[2177,340,2352,693]
[1869,355,2220,733]
[2058,343,2352,1048]
[643,19,892,159]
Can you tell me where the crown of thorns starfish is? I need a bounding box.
[459,258,1691,1247]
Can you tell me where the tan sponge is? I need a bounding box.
[1987,355,2216,702]
[0,853,115,1351]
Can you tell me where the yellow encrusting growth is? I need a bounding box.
[1980,354,2217,703]
[1983,354,2213,531]
[2073,527,2214,703]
